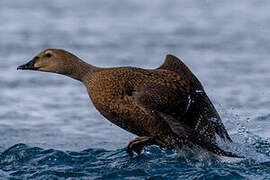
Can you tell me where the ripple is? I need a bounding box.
[256,114,270,121]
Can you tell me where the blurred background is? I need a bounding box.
[1,0,270,151]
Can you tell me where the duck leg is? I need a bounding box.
[126,136,155,156]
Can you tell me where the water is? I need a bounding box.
[1,0,270,179]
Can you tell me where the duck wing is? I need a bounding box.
[156,55,232,141]
[157,54,203,90]
[132,84,238,157]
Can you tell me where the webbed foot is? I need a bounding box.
[126,136,154,157]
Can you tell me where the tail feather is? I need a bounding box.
[155,111,242,158]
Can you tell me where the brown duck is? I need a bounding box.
[17,49,240,157]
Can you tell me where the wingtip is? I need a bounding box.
[165,54,177,60]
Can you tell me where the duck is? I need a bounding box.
[17,49,240,158]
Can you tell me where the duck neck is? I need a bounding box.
[66,59,99,82]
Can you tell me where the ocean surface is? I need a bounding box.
[1,0,270,179]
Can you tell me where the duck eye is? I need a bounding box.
[45,53,52,58]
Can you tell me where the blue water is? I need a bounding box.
[1,0,270,179]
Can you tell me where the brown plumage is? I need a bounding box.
[17,49,240,158]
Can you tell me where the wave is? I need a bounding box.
[0,132,270,180]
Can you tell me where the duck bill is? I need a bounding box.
[17,58,39,70]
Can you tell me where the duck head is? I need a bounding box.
[17,49,74,73]
[17,49,94,81]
